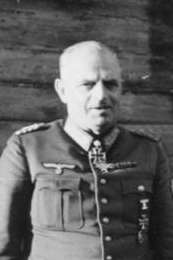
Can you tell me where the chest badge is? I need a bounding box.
[93,161,137,174]
[42,162,76,175]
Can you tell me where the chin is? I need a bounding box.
[91,119,115,135]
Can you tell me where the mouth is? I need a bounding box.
[91,106,111,110]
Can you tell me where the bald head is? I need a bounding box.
[55,41,122,135]
[59,41,121,80]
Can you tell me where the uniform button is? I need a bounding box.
[138,185,145,192]
[102,217,110,223]
[101,198,108,204]
[105,236,112,242]
[100,178,107,184]
[106,256,112,260]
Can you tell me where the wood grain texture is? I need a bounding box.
[0,50,151,85]
[0,0,172,91]
[0,6,149,52]
[0,0,149,11]
[0,0,150,88]
[0,85,66,122]
[0,86,173,123]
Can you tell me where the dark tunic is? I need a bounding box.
[0,120,173,260]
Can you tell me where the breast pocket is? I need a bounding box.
[31,175,84,231]
[121,179,153,229]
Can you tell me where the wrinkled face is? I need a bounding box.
[56,47,122,135]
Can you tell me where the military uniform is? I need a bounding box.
[0,119,173,260]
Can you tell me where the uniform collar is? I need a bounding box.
[64,118,120,152]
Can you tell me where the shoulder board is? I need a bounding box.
[130,128,161,142]
[15,122,49,136]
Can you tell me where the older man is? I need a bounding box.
[0,41,173,260]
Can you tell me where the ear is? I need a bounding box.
[54,78,67,104]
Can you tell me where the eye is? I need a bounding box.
[82,81,95,89]
[103,80,119,90]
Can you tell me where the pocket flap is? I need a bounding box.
[121,180,152,194]
[36,175,81,191]
[57,178,81,191]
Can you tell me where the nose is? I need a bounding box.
[91,81,108,101]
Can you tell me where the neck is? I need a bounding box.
[88,124,117,138]
[65,117,117,137]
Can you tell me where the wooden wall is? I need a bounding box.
[0,0,173,168]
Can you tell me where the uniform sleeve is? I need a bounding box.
[0,134,33,260]
[151,141,173,260]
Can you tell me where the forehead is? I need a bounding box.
[60,45,121,81]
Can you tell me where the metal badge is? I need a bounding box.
[88,139,106,164]
[91,161,137,174]
[139,198,149,210]
[137,186,150,244]
[42,162,76,175]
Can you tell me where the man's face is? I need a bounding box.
[56,48,122,135]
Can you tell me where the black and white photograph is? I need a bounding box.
[0,1,173,259]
